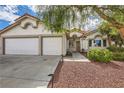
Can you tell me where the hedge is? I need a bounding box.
[107,46,124,52]
[87,48,112,62]
[112,52,124,61]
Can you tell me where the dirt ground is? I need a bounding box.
[48,61,124,88]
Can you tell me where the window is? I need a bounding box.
[103,39,107,47]
[95,40,101,47]
[89,40,92,47]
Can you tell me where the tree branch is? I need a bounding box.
[93,6,124,29]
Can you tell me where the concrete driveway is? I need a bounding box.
[0,55,61,88]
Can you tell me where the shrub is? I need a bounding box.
[107,45,124,52]
[112,52,124,61]
[87,48,112,62]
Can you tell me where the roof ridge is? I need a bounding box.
[0,13,40,35]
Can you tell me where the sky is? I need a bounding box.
[0,5,101,31]
[0,5,36,30]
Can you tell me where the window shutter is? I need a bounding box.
[89,40,92,47]
[103,39,106,47]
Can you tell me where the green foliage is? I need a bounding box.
[107,45,124,52]
[112,52,124,61]
[111,34,124,47]
[107,46,124,61]
[36,5,124,32]
[108,6,124,24]
[37,5,93,32]
[98,21,124,46]
[98,21,118,35]
[87,48,112,62]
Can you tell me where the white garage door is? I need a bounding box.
[5,38,39,55]
[43,37,62,55]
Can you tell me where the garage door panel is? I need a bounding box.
[43,37,62,55]
[5,38,39,55]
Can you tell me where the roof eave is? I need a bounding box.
[0,14,42,35]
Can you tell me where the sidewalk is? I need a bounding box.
[64,52,90,62]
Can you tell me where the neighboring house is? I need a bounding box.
[0,14,109,56]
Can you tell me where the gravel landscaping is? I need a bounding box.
[48,61,124,88]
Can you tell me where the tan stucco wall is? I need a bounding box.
[0,17,67,55]
[1,18,62,37]
[86,32,107,39]
[70,32,82,37]
[0,37,2,55]
[62,35,67,55]
[20,18,37,28]
[81,32,109,50]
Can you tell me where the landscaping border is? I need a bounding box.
[47,59,64,88]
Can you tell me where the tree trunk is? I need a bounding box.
[115,42,117,47]
[119,28,124,39]
[108,35,112,46]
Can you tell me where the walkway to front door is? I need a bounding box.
[64,52,90,62]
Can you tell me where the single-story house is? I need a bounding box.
[0,14,109,56]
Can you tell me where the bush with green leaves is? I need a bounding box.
[112,52,124,61]
[107,45,124,52]
[87,48,112,62]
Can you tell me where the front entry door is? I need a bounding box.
[76,41,80,52]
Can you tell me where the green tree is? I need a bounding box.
[111,32,124,47]
[98,21,124,47]
[36,5,124,38]
[98,22,114,46]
